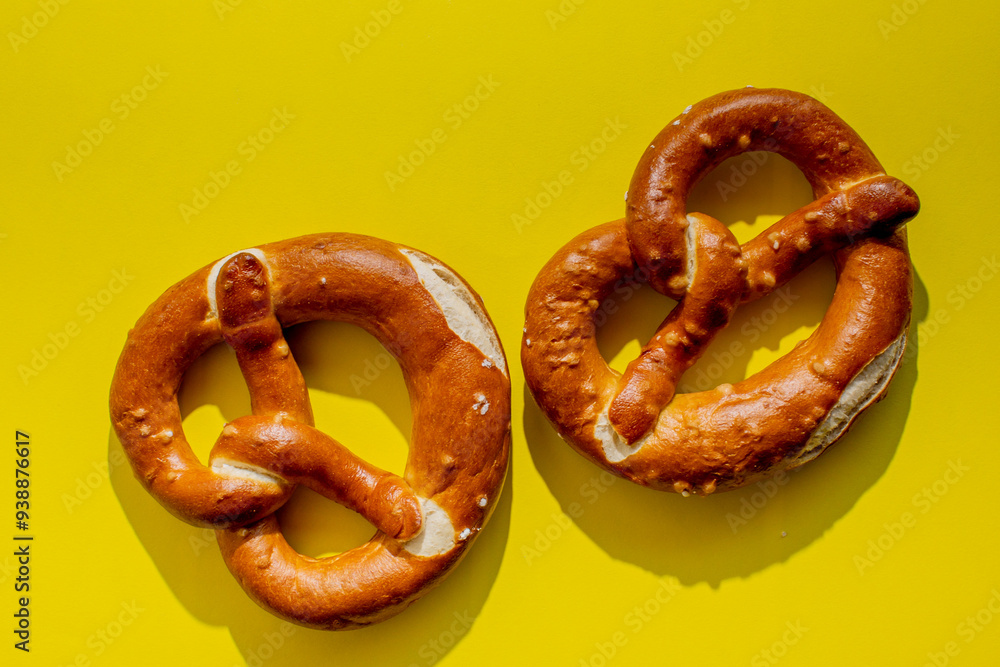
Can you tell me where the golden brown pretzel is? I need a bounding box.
[522,88,918,494]
[110,233,510,629]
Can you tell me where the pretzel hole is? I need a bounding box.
[276,487,376,558]
[596,280,677,374]
[675,258,835,394]
[687,151,812,243]
[635,150,830,393]
[281,320,412,557]
[178,343,252,464]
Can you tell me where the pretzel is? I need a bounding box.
[110,233,510,629]
[522,88,918,494]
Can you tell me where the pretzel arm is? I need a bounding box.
[211,416,422,540]
[609,213,744,442]
[739,176,919,301]
[216,252,314,424]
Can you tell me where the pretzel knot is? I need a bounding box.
[110,234,510,629]
[522,88,918,495]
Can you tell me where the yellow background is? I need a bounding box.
[3,0,998,665]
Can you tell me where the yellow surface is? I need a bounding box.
[2,1,998,665]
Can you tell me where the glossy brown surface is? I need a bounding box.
[110,233,510,629]
[522,88,917,494]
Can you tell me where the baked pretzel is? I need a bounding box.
[110,233,510,629]
[522,88,918,494]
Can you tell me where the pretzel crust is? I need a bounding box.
[521,88,917,494]
[110,233,510,629]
